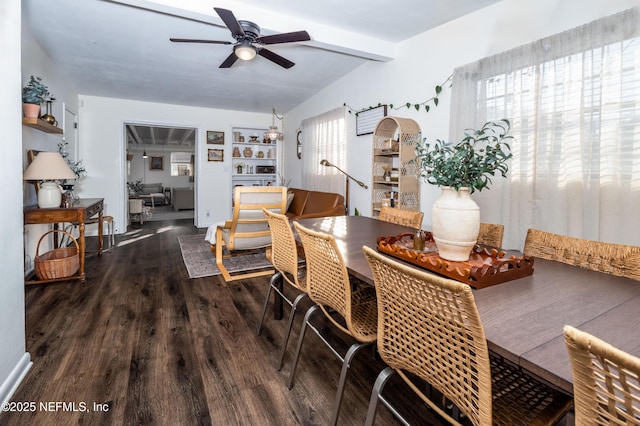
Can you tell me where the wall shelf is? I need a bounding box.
[22,117,63,134]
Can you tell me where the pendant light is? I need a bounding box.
[264,108,283,142]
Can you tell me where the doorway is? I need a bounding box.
[123,122,197,226]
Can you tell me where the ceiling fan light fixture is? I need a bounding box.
[234,41,257,61]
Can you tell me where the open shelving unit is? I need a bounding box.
[231,126,279,188]
[371,116,421,217]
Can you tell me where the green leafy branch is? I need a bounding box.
[344,74,452,116]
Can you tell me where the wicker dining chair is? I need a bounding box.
[215,186,288,282]
[289,222,378,426]
[256,209,308,370]
[477,223,504,248]
[362,245,573,426]
[377,206,424,229]
[564,325,640,425]
[523,228,640,281]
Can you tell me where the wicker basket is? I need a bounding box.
[34,230,80,280]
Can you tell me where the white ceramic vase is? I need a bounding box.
[431,186,480,261]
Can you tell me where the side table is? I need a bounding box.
[24,198,104,284]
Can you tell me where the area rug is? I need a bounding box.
[178,234,272,279]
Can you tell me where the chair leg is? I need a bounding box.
[329,341,375,426]
[287,305,320,390]
[365,366,396,426]
[277,292,309,371]
[257,272,282,336]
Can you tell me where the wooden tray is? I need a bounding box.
[376,232,534,289]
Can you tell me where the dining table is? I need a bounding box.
[294,215,640,394]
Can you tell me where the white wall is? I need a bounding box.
[284,0,640,246]
[21,14,80,272]
[76,96,272,230]
[0,0,32,406]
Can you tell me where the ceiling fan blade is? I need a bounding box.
[219,52,239,68]
[214,7,245,38]
[258,48,295,69]
[170,38,232,45]
[257,31,311,45]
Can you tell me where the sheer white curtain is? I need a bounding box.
[450,8,640,249]
[301,106,347,194]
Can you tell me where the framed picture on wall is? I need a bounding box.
[208,148,224,162]
[207,130,224,145]
[150,156,164,170]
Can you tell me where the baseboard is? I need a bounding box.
[0,353,32,407]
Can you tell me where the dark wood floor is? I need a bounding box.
[2,219,445,426]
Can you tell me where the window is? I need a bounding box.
[450,8,640,248]
[170,152,193,177]
[300,107,347,194]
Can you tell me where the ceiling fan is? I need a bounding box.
[170,7,311,69]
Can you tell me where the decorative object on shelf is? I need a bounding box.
[22,75,50,118]
[320,159,367,215]
[243,147,253,158]
[415,119,513,261]
[267,148,272,159]
[208,148,224,162]
[207,130,224,144]
[264,107,283,142]
[41,98,57,126]
[232,147,241,157]
[149,156,164,170]
[250,135,259,141]
[383,166,391,182]
[23,151,76,208]
[234,162,246,174]
[257,151,264,158]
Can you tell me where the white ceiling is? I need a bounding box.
[23,0,500,114]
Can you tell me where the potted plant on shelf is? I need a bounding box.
[415,119,513,261]
[22,75,50,119]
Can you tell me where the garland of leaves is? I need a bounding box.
[344,74,452,116]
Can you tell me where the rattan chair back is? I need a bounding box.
[363,245,491,425]
[477,223,504,248]
[263,209,305,292]
[293,222,377,342]
[363,245,572,426]
[378,206,424,229]
[564,325,640,425]
[524,228,640,281]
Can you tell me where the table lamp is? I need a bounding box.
[23,152,77,208]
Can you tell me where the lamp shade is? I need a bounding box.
[23,152,76,181]
[23,152,76,208]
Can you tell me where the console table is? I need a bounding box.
[24,198,104,285]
